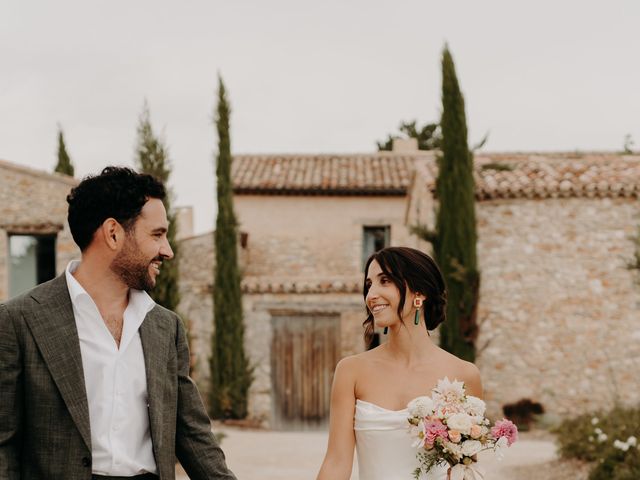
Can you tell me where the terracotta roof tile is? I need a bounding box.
[241,277,361,294]
[231,152,640,199]
[421,153,640,200]
[232,153,428,195]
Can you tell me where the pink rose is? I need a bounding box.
[491,419,518,446]
[448,430,462,443]
[424,419,449,447]
[470,424,482,439]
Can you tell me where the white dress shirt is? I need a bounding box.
[65,260,157,475]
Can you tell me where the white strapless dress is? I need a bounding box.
[354,399,448,480]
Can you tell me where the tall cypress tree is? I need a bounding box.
[210,76,252,419]
[415,46,480,361]
[134,101,180,312]
[55,127,75,176]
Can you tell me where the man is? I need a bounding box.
[0,167,237,480]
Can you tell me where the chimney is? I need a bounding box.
[174,206,194,240]
[392,138,419,152]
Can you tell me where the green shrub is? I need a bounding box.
[589,446,640,480]
[554,405,640,479]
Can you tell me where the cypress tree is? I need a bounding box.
[210,76,252,419]
[55,127,75,176]
[134,101,180,312]
[422,46,480,361]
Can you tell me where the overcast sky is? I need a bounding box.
[1,1,639,233]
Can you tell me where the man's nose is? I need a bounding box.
[161,238,174,260]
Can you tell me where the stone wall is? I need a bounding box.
[178,194,411,420]
[475,197,640,418]
[181,187,640,425]
[0,161,78,300]
[234,195,421,279]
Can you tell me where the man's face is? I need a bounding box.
[110,198,173,291]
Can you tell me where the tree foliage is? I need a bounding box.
[414,46,479,361]
[55,127,75,176]
[134,101,180,312]
[209,76,252,419]
[377,120,442,151]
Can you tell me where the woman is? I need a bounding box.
[316,247,483,480]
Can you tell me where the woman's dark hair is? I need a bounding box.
[67,166,166,251]
[363,246,447,347]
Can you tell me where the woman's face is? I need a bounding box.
[365,259,413,329]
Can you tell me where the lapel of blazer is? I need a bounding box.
[25,275,91,450]
[139,307,170,454]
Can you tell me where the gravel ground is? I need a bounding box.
[508,458,591,480]
[176,427,590,480]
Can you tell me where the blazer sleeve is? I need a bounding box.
[173,316,237,480]
[0,304,22,480]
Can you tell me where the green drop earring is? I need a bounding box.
[413,297,423,325]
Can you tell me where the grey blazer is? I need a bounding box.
[0,275,236,480]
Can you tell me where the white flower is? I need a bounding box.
[433,377,466,405]
[614,440,630,452]
[447,412,474,435]
[464,396,486,417]
[494,436,508,450]
[627,436,637,447]
[461,439,483,457]
[407,396,435,418]
[591,417,599,425]
[588,436,594,442]
[594,427,603,435]
[597,433,608,443]
[443,441,463,460]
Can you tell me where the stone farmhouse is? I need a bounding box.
[0,159,78,301]
[2,152,639,430]
[180,151,640,429]
[180,152,425,429]
[407,152,640,420]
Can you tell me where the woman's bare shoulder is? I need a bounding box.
[335,346,387,375]
[431,346,483,397]
[338,347,378,366]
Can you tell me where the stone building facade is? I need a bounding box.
[0,160,78,301]
[407,152,640,418]
[181,151,640,427]
[180,153,429,427]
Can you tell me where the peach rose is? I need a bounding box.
[470,424,483,439]
[448,430,462,443]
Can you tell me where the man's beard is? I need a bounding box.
[110,239,158,291]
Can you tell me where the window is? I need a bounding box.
[362,226,390,268]
[8,235,56,297]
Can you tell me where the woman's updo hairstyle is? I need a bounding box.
[363,247,447,348]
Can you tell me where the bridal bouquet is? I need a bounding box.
[407,378,518,480]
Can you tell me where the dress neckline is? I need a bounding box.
[356,398,409,413]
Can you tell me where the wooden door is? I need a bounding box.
[271,314,340,430]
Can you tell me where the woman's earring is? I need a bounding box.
[413,297,423,325]
[383,326,388,335]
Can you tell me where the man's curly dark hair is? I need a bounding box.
[67,166,166,251]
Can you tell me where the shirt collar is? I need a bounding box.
[65,260,156,315]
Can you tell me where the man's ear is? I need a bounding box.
[101,218,123,250]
